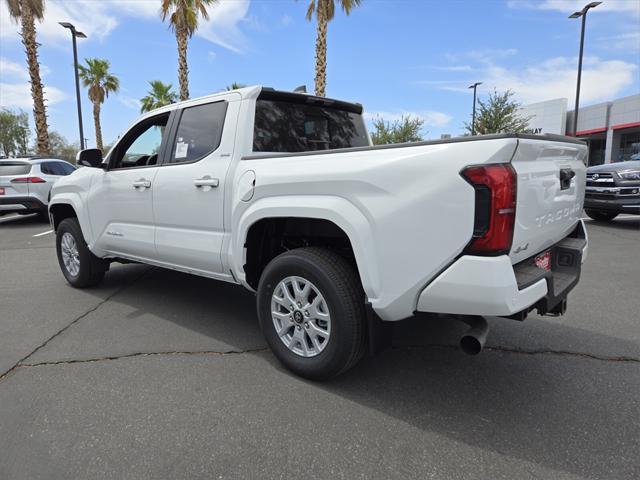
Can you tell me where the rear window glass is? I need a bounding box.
[0,163,31,176]
[169,101,227,164]
[253,99,369,153]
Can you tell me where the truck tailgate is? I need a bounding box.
[509,138,587,264]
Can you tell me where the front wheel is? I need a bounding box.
[56,217,107,288]
[585,209,618,222]
[257,247,367,380]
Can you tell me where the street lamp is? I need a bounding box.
[59,22,87,150]
[468,82,482,136]
[569,2,601,136]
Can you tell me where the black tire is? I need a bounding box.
[585,209,618,222]
[56,217,107,288]
[257,247,367,380]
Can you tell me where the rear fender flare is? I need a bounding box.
[232,195,380,302]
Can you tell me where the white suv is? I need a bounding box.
[0,157,76,217]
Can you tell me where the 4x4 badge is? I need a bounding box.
[513,243,529,254]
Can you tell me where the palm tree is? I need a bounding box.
[140,80,178,113]
[304,0,362,97]
[78,58,119,152]
[6,0,50,154]
[225,82,246,91]
[161,0,218,101]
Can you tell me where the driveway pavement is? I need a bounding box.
[1,213,638,479]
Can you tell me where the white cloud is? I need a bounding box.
[0,0,252,53]
[597,31,640,53]
[364,110,452,128]
[118,95,141,111]
[1,0,118,42]
[0,57,65,110]
[0,82,66,110]
[195,0,251,53]
[432,56,638,105]
[281,14,293,26]
[432,65,474,72]
[0,58,29,81]
[508,0,640,15]
[208,51,217,62]
[445,48,518,65]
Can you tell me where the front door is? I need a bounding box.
[88,112,172,260]
[152,98,237,276]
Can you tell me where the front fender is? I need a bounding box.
[231,195,381,303]
[49,176,105,256]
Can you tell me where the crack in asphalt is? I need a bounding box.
[0,267,153,382]
[396,344,640,363]
[15,347,270,370]
[3,343,637,379]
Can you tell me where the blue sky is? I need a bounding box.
[1,0,639,146]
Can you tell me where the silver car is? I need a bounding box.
[0,157,76,217]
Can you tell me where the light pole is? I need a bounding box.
[468,82,482,135]
[569,2,601,136]
[59,22,87,150]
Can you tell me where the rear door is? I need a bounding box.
[509,137,588,264]
[152,95,239,275]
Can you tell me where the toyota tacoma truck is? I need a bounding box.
[49,86,588,379]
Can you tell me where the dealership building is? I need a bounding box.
[519,94,640,166]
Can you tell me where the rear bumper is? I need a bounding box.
[0,196,46,213]
[417,221,587,317]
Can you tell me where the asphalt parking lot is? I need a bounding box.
[0,213,638,480]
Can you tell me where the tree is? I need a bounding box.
[161,0,218,101]
[370,115,425,145]
[140,80,179,113]
[0,108,30,157]
[465,89,531,135]
[6,0,50,154]
[48,131,79,163]
[225,82,246,91]
[303,0,362,97]
[78,58,120,152]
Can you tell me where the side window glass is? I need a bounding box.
[57,162,75,175]
[168,101,227,164]
[40,162,53,175]
[111,114,169,169]
[51,163,65,175]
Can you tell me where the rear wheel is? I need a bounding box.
[257,247,367,380]
[585,209,618,222]
[56,217,107,288]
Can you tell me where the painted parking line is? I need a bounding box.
[33,229,53,237]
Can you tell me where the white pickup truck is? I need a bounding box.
[50,86,588,379]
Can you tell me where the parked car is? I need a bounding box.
[0,157,76,218]
[584,160,640,221]
[49,86,588,379]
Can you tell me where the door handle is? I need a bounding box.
[194,176,219,188]
[132,179,151,189]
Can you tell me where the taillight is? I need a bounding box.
[11,177,46,183]
[461,164,516,256]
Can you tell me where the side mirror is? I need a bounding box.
[77,148,103,168]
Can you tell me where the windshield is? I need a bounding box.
[253,98,369,153]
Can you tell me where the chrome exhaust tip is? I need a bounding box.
[459,316,489,355]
